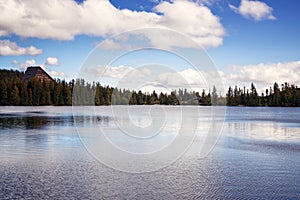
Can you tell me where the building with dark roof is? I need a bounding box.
[24,66,54,82]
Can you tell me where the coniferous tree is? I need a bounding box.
[226,86,234,106]
[10,85,20,105]
[0,80,8,105]
[211,85,218,105]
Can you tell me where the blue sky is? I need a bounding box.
[0,0,299,93]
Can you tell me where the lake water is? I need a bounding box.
[0,106,300,199]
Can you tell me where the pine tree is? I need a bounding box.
[211,85,218,105]
[0,81,8,105]
[10,85,20,105]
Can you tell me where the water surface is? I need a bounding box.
[0,106,300,199]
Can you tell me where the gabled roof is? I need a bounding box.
[24,66,54,82]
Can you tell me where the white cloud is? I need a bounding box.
[0,0,225,48]
[223,61,300,93]
[26,46,43,55]
[0,40,42,56]
[85,65,135,79]
[46,57,59,66]
[155,68,205,88]
[155,68,224,92]
[153,0,225,47]
[12,59,36,70]
[103,65,135,79]
[24,59,36,66]
[85,65,223,93]
[229,0,275,21]
[99,39,134,50]
[48,70,66,77]
[84,61,300,95]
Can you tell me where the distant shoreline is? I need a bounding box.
[0,105,299,108]
[1,69,300,107]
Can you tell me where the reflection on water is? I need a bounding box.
[0,116,71,129]
[0,106,300,199]
[224,107,300,141]
[226,122,300,140]
[0,114,112,129]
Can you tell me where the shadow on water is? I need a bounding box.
[0,115,70,129]
[0,113,112,130]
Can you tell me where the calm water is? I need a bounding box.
[0,106,300,199]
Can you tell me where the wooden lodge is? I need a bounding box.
[24,66,54,82]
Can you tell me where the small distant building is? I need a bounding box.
[24,66,54,82]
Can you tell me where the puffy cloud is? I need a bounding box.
[0,0,225,48]
[24,59,36,66]
[46,57,59,66]
[48,70,66,77]
[85,65,223,93]
[99,39,134,50]
[85,61,300,94]
[155,68,205,88]
[12,59,36,70]
[153,0,225,47]
[229,0,275,21]
[85,65,134,79]
[223,61,300,93]
[103,65,136,79]
[0,40,42,56]
[155,68,224,92]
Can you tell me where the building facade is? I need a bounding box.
[24,66,54,82]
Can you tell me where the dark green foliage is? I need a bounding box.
[1,69,299,107]
[226,82,300,107]
[0,80,8,105]
[0,69,73,106]
[0,69,24,80]
[9,85,20,105]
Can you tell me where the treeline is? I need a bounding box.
[0,69,213,106]
[74,81,213,106]
[0,69,73,106]
[226,82,300,106]
[1,69,299,107]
